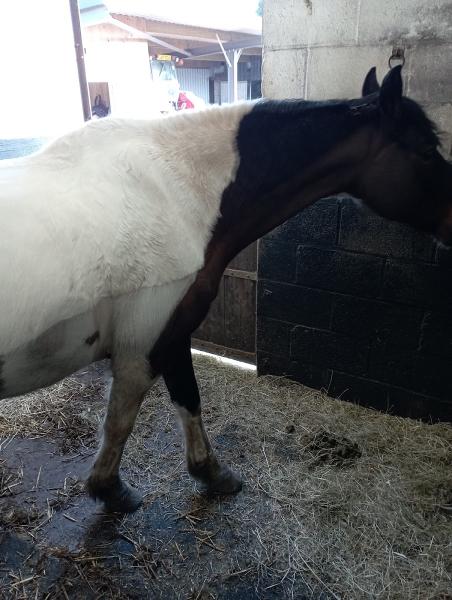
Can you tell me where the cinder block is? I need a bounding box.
[306,45,393,100]
[257,317,290,356]
[331,295,422,342]
[257,280,332,328]
[408,44,452,103]
[263,0,309,50]
[264,0,360,49]
[368,342,416,389]
[306,0,360,47]
[330,371,450,420]
[419,311,452,358]
[257,351,332,389]
[414,354,452,399]
[266,198,339,247]
[425,103,452,156]
[358,0,452,45]
[291,325,369,375]
[381,260,452,309]
[328,371,389,409]
[296,247,384,297]
[339,201,435,261]
[262,49,307,99]
[386,388,452,421]
[425,103,452,136]
[259,238,297,283]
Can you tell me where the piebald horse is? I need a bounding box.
[1,67,451,512]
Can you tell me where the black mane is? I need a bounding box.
[234,96,443,198]
[235,98,377,195]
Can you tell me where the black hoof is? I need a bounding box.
[189,461,243,495]
[86,476,143,513]
[206,465,243,495]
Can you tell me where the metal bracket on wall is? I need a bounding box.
[389,47,406,69]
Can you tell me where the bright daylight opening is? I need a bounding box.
[191,348,257,371]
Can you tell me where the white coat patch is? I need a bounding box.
[0,102,255,360]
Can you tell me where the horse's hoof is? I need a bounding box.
[103,481,143,513]
[206,465,243,495]
[86,476,143,513]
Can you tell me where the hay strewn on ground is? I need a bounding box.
[0,354,451,599]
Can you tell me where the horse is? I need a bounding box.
[1,66,451,513]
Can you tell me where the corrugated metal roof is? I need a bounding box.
[80,4,111,27]
[79,0,261,36]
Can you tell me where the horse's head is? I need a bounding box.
[353,66,452,245]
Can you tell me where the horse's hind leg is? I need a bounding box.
[162,338,242,494]
[86,357,153,513]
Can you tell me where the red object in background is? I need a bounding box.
[177,91,195,110]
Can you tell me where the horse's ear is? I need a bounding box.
[379,65,403,118]
[362,67,380,96]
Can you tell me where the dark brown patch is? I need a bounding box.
[85,331,100,346]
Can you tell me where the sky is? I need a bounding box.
[107,0,262,33]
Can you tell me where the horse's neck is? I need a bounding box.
[212,103,373,265]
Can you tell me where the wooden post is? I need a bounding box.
[69,0,91,121]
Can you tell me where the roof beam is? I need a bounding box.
[187,37,262,58]
[146,31,228,44]
[109,17,192,56]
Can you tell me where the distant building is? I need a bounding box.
[80,1,262,117]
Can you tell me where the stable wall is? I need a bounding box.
[258,0,452,420]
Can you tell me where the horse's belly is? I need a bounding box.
[112,275,196,355]
[0,304,111,399]
[0,276,195,400]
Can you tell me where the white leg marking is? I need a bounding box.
[176,407,243,494]
[177,406,212,468]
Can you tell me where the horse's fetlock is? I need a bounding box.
[86,474,142,512]
[188,457,216,480]
[86,473,120,500]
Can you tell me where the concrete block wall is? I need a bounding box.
[258,0,452,420]
[263,0,452,151]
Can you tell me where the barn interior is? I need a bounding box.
[0,1,451,599]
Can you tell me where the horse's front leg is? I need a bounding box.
[162,338,242,494]
[86,357,153,512]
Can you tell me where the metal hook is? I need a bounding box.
[388,47,406,69]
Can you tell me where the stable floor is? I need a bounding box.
[0,355,451,599]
